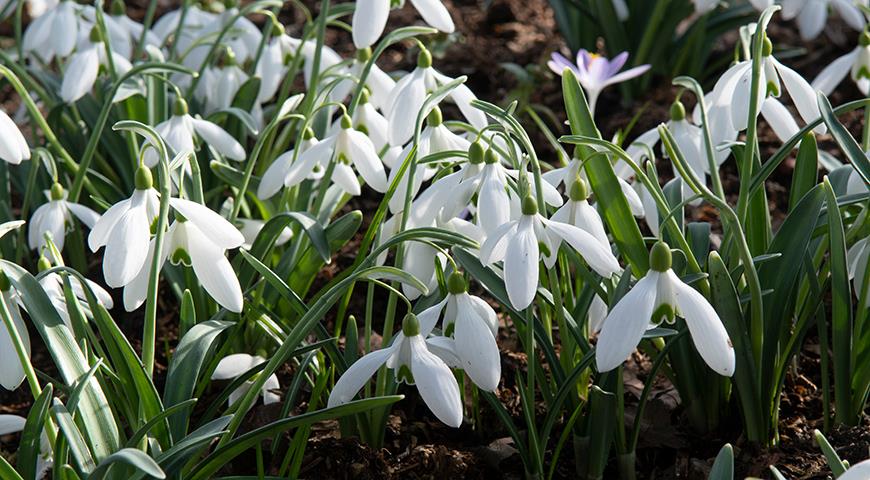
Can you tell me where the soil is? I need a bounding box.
[1,0,868,479]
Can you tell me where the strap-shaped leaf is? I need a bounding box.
[818,92,870,185]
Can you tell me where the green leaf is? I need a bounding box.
[52,400,96,474]
[561,68,648,274]
[814,430,847,477]
[209,107,259,136]
[91,448,166,480]
[790,132,819,211]
[187,397,404,480]
[709,444,734,480]
[817,92,870,185]
[16,384,53,479]
[0,456,22,480]
[125,400,199,449]
[163,320,234,441]
[287,210,362,297]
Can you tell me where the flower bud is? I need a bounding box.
[37,255,51,272]
[649,241,672,272]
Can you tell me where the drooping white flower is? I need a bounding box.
[481,195,621,310]
[711,38,825,142]
[416,272,501,391]
[813,31,870,96]
[143,98,246,168]
[61,27,133,104]
[39,267,114,329]
[781,0,866,41]
[0,109,30,165]
[587,294,609,335]
[212,353,280,406]
[79,0,158,60]
[237,218,293,250]
[122,197,245,312]
[22,0,83,62]
[0,285,28,391]
[283,114,388,196]
[550,177,609,249]
[257,129,319,200]
[548,50,650,114]
[88,167,160,288]
[543,155,644,217]
[195,47,249,114]
[386,49,487,146]
[352,0,454,49]
[0,414,52,478]
[840,458,870,480]
[29,183,99,255]
[848,236,868,298]
[595,241,735,376]
[349,49,397,112]
[328,313,463,427]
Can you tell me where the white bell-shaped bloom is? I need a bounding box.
[212,353,280,406]
[328,313,463,427]
[143,98,245,168]
[237,218,292,250]
[587,294,608,335]
[29,183,99,255]
[0,414,52,477]
[416,273,501,391]
[61,27,133,104]
[848,236,868,298]
[840,459,870,480]
[711,41,825,141]
[352,0,454,49]
[349,51,397,112]
[257,131,319,200]
[596,241,735,376]
[0,109,30,165]
[481,195,621,310]
[22,0,83,62]
[283,115,388,196]
[543,156,644,217]
[79,1,158,60]
[0,287,28,391]
[39,269,113,329]
[550,177,609,249]
[122,196,245,313]
[386,49,487,146]
[151,5,215,69]
[781,0,866,41]
[88,169,160,288]
[195,48,249,114]
[813,32,870,96]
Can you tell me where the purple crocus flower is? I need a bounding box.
[548,49,651,113]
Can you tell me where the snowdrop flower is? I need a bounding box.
[0,414,52,477]
[237,218,292,250]
[386,49,487,146]
[848,236,868,298]
[329,313,463,427]
[0,109,30,165]
[481,195,621,309]
[781,0,866,41]
[813,31,870,96]
[0,275,28,391]
[543,154,644,217]
[550,177,609,249]
[29,183,99,255]
[38,258,113,329]
[596,241,735,376]
[123,197,245,312]
[587,294,609,335]
[283,114,388,196]
[350,48,397,112]
[80,0,158,60]
[144,98,245,168]
[692,0,719,14]
[711,38,824,142]
[257,129,319,200]
[88,166,160,288]
[417,272,501,391]
[353,0,454,49]
[840,459,870,480]
[195,47,249,114]
[212,353,280,406]
[22,0,82,62]
[548,49,651,113]
[61,27,133,104]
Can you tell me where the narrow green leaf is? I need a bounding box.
[817,92,870,185]
[709,444,734,480]
[52,401,96,474]
[814,430,848,477]
[16,384,53,479]
[91,448,166,480]
[790,132,819,211]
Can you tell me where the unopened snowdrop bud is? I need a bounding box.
[521,195,538,215]
[568,176,588,202]
[37,255,52,273]
[402,313,421,337]
[417,48,432,69]
[135,165,153,190]
[649,241,672,272]
[427,106,443,127]
[669,101,686,122]
[49,182,65,201]
[446,271,467,295]
[468,141,485,164]
[761,36,772,57]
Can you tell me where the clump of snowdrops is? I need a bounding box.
[0,0,866,479]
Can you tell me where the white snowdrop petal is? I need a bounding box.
[352,0,390,48]
[345,130,388,192]
[262,374,281,405]
[103,204,150,288]
[333,162,362,196]
[760,98,800,144]
[0,415,26,435]
[284,137,336,188]
[328,347,394,407]
[409,0,455,33]
[66,202,100,230]
[425,336,463,368]
[832,0,866,31]
[774,59,825,134]
[0,110,29,164]
[543,219,620,278]
[468,295,499,338]
[123,240,161,312]
[479,221,516,265]
[387,69,427,145]
[0,295,28,390]
[187,225,244,313]
[61,49,100,103]
[796,1,827,41]
[454,295,501,391]
[669,271,735,376]
[477,169,511,236]
[212,353,259,380]
[409,335,463,427]
[504,219,539,310]
[840,459,870,480]
[169,198,244,249]
[190,118,246,161]
[812,50,857,96]
[595,273,658,372]
[418,297,448,337]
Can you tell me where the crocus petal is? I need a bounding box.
[190,118,246,161]
[595,273,658,371]
[409,0,455,33]
[602,64,651,87]
[352,0,390,48]
[169,198,244,249]
[409,335,462,427]
[504,218,539,310]
[669,270,735,376]
[812,50,858,96]
[454,294,501,391]
[327,347,394,406]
